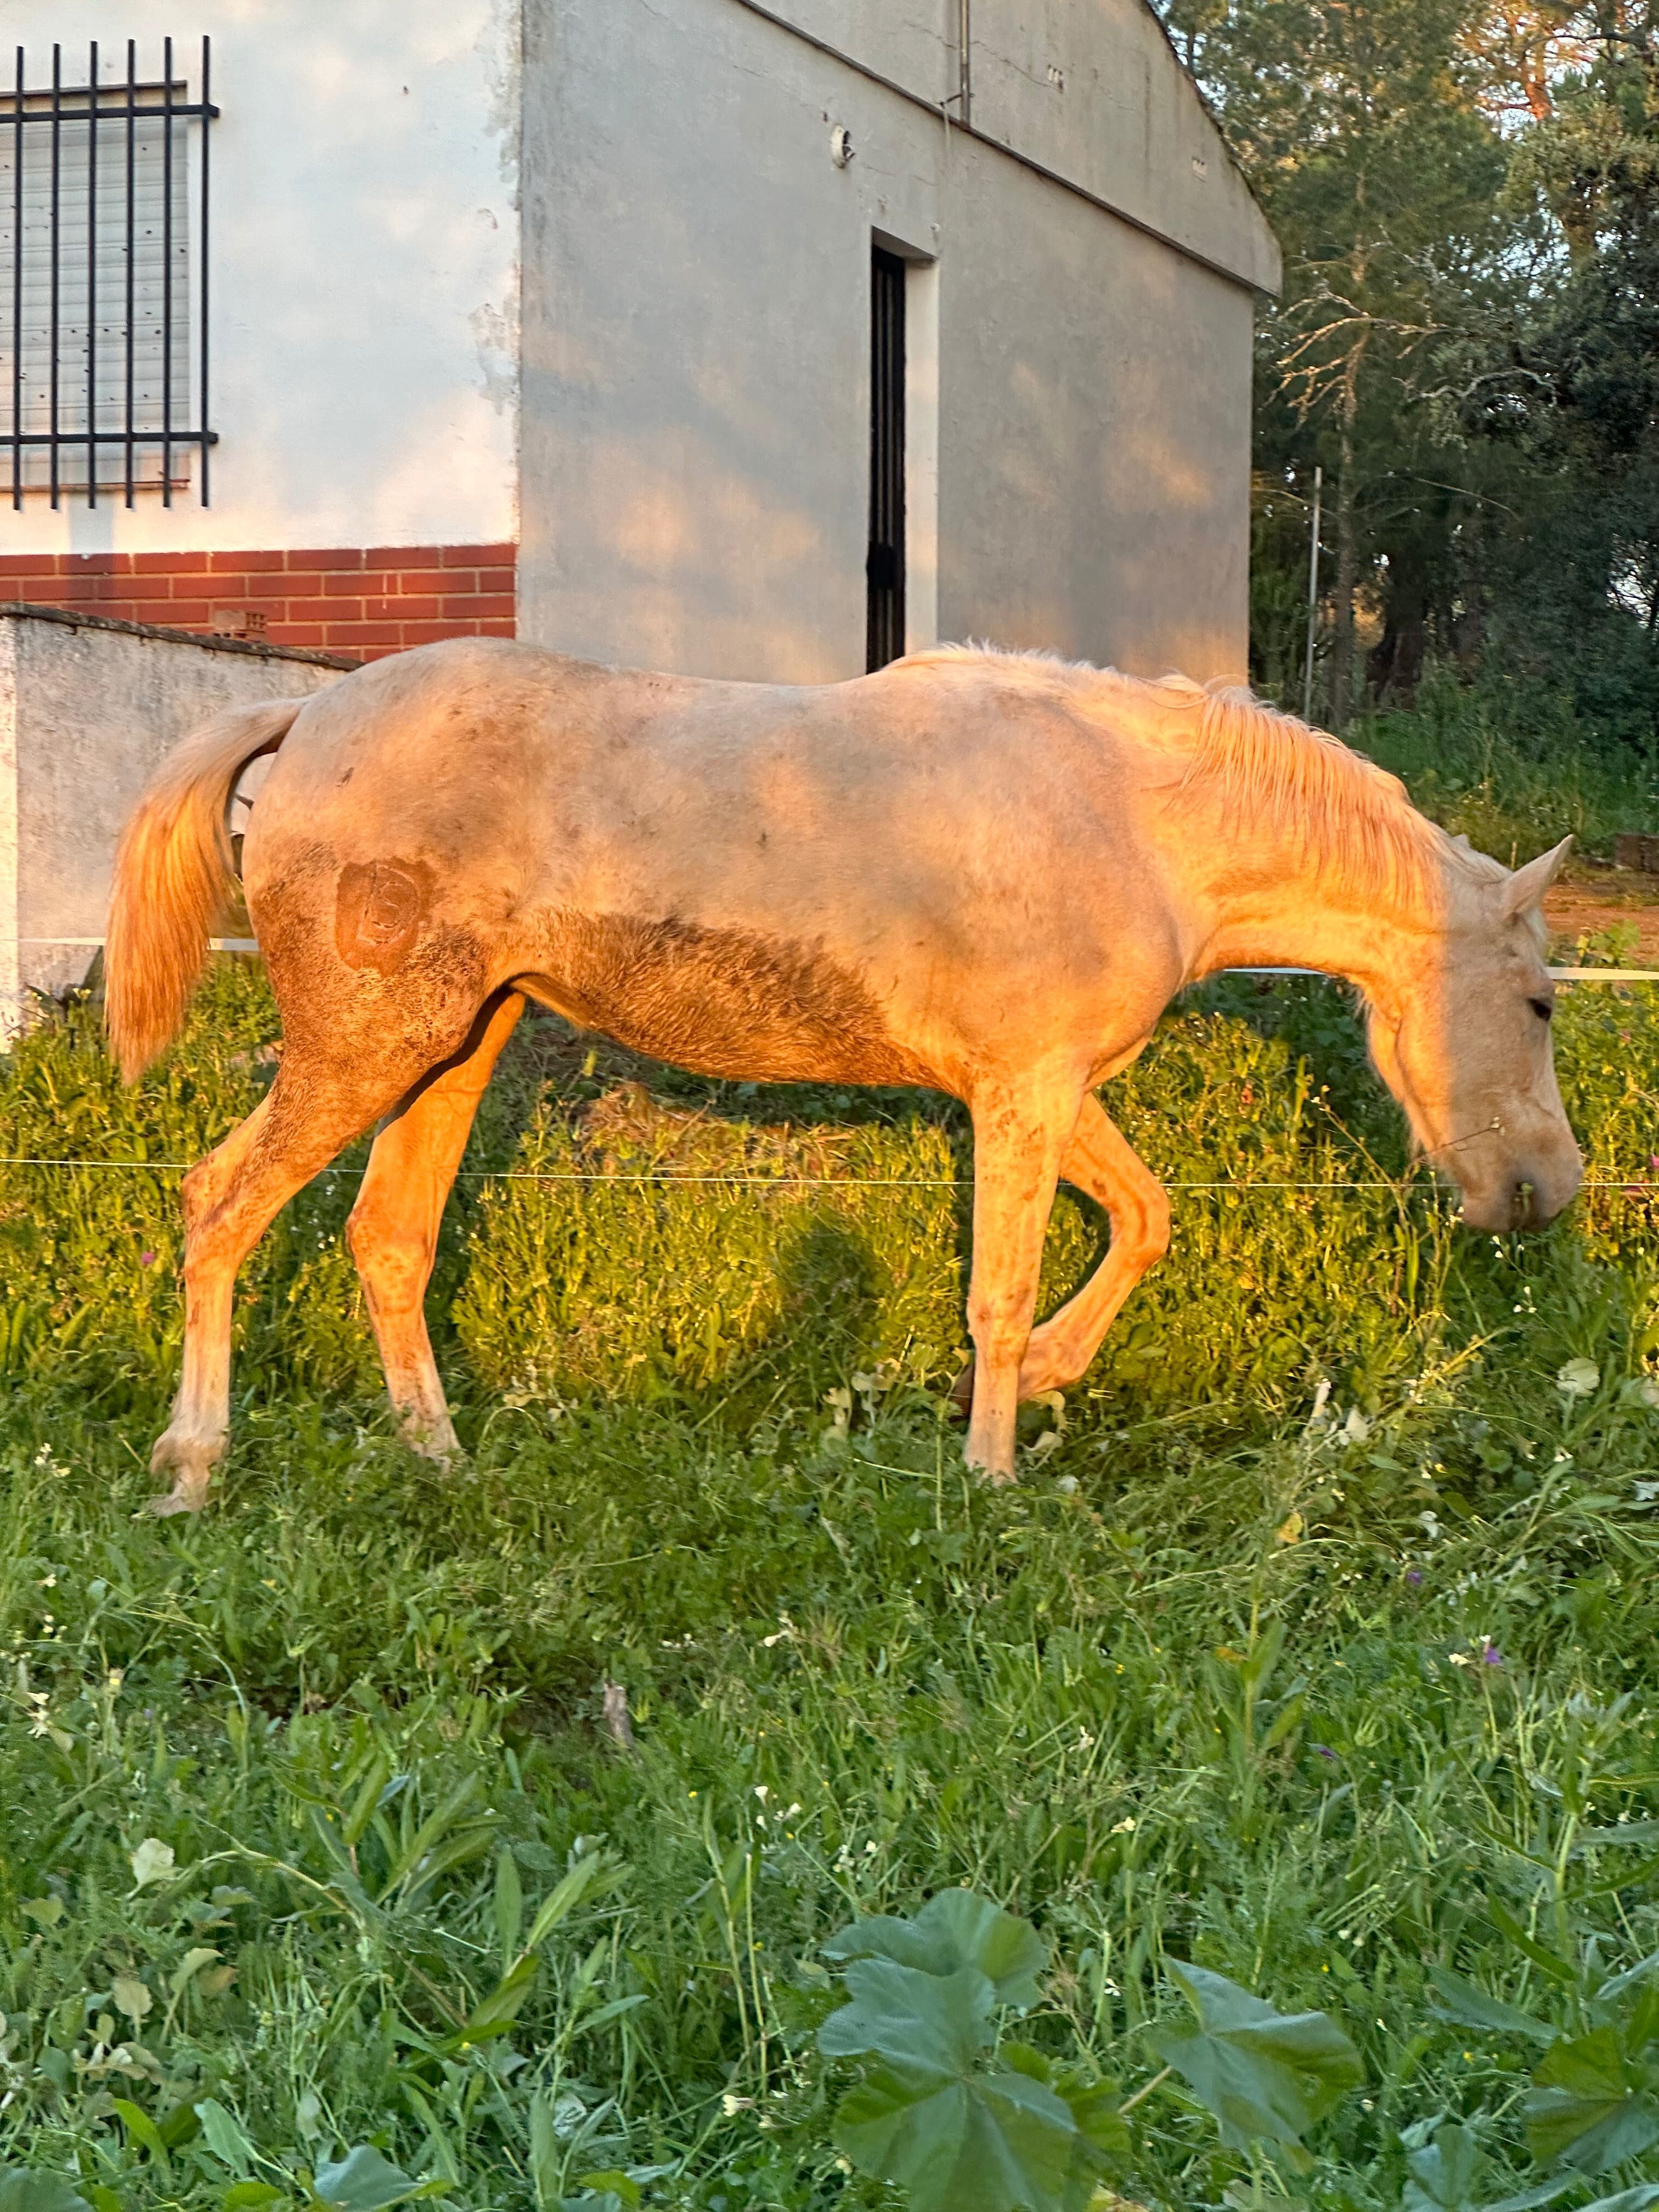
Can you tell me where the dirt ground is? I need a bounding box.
[1544,865,1659,966]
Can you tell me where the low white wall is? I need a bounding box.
[7,0,521,558]
[0,610,345,1036]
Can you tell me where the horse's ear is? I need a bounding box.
[1451,831,1472,851]
[1504,834,1573,917]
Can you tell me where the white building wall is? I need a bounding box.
[518,0,1272,685]
[4,0,521,558]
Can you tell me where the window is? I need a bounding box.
[1,37,215,508]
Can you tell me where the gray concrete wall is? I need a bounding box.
[769,0,1278,290]
[519,0,1265,685]
[0,610,345,1035]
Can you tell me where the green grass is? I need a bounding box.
[1,958,1658,2209]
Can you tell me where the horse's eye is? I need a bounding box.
[1529,997,1553,1023]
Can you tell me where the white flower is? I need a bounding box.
[1556,1357,1600,1400]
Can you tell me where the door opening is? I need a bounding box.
[866,244,906,670]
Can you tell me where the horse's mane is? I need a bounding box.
[900,645,1502,905]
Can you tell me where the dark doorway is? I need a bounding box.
[866,245,906,670]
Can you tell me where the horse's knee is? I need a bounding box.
[1137,1187,1171,1267]
[346,1198,432,1310]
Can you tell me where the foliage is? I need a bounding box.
[1153,0,1659,753]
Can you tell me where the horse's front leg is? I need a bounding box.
[963,1079,1084,1482]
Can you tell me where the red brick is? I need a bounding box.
[215,548,286,574]
[287,547,364,572]
[131,551,203,574]
[165,601,216,626]
[269,621,326,644]
[476,567,516,595]
[440,542,507,566]
[321,571,370,597]
[368,543,441,569]
[0,555,65,577]
[64,551,132,576]
[476,616,517,634]
[445,592,515,620]
[393,619,469,644]
[115,576,177,602]
[320,620,402,647]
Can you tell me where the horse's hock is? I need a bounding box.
[0,603,349,1037]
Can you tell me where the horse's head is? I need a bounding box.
[1365,834,1583,1233]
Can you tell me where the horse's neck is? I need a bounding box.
[1192,845,1446,999]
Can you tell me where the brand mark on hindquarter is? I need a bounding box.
[335,859,434,974]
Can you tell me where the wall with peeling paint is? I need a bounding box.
[517,0,1274,685]
[5,0,521,560]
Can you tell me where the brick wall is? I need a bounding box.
[0,544,516,660]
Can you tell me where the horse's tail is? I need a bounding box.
[106,698,305,1082]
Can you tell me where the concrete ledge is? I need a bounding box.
[0,601,362,672]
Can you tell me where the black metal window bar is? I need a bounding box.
[2,37,216,510]
[866,244,907,672]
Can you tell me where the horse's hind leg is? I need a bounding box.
[1013,1097,1170,1397]
[951,1096,1168,1412]
[346,989,524,1456]
[149,1040,436,1515]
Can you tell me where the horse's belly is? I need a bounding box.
[521,910,933,1086]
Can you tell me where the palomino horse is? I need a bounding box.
[105,640,1582,1512]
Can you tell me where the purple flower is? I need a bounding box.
[1481,1642,1503,1667]
[1406,1570,1423,1587]
[139,1251,155,1267]
[1314,1744,1339,1762]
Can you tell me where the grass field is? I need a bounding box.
[1,868,1658,2207]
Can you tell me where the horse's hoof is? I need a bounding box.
[142,1483,209,1517]
[145,1426,222,1515]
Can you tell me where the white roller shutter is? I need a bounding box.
[0,84,192,493]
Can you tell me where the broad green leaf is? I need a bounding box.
[308,2147,446,2212]
[832,2059,1105,2212]
[820,1958,995,2079]
[1524,2027,1659,2171]
[1148,1961,1364,2165]
[0,2171,95,2212]
[1570,2191,1659,2211]
[1403,2119,1480,2210]
[222,2187,285,2212]
[111,1973,153,2026]
[575,2179,640,2211]
[128,1838,177,1891]
[1428,1968,1558,2046]
[195,2097,257,2177]
[821,1956,1121,2211]
[822,1888,1048,2008]
[111,2098,170,2166]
